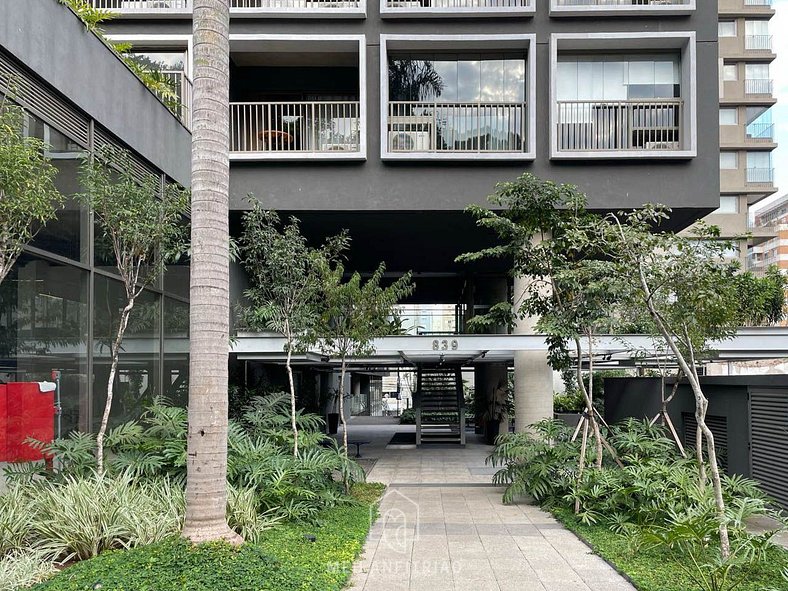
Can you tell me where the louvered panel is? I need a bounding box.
[93,125,159,186]
[683,412,728,472]
[750,389,788,509]
[0,49,89,147]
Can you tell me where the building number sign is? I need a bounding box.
[432,339,459,351]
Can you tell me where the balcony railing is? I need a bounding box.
[556,99,683,152]
[231,0,360,7]
[230,101,361,155]
[90,0,361,10]
[745,78,773,95]
[161,70,192,129]
[90,0,190,9]
[746,167,774,184]
[387,101,526,153]
[744,0,771,5]
[746,122,774,141]
[386,0,529,8]
[555,0,690,5]
[745,35,773,51]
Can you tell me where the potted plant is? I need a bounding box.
[326,387,341,435]
[553,389,584,428]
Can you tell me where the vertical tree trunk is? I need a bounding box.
[182,0,240,544]
[574,419,589,514]
[339,357,348,453]
[95,297,135,475]
[286,341,299,457]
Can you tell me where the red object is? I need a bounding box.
[4,382,55,462]
[0,384,7,462]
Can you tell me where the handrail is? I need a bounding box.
[745,79,773,95]
[745,35,773,51]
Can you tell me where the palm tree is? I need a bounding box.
[182,0,241,544]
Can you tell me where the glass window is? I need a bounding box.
[719,21,737,37]
[0,254,89,435]
[719,108,738,125]
[715,196,739,214]
[745,20,769,36]
[745,64,769,80]
[163,298,188,407]
[24,113,89,263]
[722,65,738,81]
[746,151,771,169]
[93,276,160,428]
[720,152,738,169]
[127,51,187,73]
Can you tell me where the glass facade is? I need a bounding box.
[0,96,189,438]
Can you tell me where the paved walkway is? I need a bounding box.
[343,420,636,591]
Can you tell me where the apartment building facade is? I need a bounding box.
[750,193,788,275]
[2,0,720,434]
[706,0,778,268]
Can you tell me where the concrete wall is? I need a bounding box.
[106,5,719,215]
[0,0,191,186]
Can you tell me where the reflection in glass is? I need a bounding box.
[0,254,89,435]
[163,298,189,407]
[93,276,160,428]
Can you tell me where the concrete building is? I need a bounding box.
[704,0,779,268]
[749,193,788,275]
[2,0,721,442]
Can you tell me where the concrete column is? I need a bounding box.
[513,274,554,432]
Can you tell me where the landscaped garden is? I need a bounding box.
[0,396,382,590]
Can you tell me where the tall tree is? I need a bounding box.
[318,262,413,455]
[182,0,239,543]
[79,149,188,475]
[239,204,348,457]
[0,96,63,285]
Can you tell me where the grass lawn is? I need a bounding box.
[31,482,385,591]
[553,508,788,591]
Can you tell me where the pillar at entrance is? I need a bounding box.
[513,275,554,432]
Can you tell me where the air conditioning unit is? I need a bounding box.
[388,131,431,152]
[645,141,680,150]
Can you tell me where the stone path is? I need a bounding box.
[342,421,636,591]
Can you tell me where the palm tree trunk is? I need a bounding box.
[182,0,240,544]
[95,296,135,475]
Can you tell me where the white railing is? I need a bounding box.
[89,0,191,9]
[745,35,773,51]
[230,101,360,154]
[231,0,360,6]
[745,78,773,94]
[556,99,683,152]
[744,0,771,5]
[386,0,529,7]
[387,102,526,153]
[746,167,774,184]
[555,0,689,5]
[746,122,774,141]
[161,70,192,129]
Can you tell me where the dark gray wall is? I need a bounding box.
[0,0,191,186]
[107,4,719,215]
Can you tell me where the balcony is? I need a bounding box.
[386,102,527,155]
[382,0,533,17]
[550,0,694,16]
[746,121,774,142]
[745,78,774,95]
[555,99,684,154]
[161,70,192,130]
[745,35,773,52]
[746,167,774,184]
[91,0,365,16]
[230,101,361,159]
[745,0,771,5]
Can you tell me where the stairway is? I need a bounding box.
[415,366,465,446]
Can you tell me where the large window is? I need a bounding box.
[556,55,680,101]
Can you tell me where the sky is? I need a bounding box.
[752,0,788,212]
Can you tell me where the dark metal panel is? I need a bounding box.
[750,389,788,509]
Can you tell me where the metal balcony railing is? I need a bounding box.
[90,0,361,9]
[231,0,360,7]
[744,0,771,5]
[387,101,526,153]
[555,0,690,5]
[160,70,192,129]
[745,35,773,51]
[556,99,683,152]
[230,101,361,154]
[746,122,774,141]
[89,0,190,9]
[745,78,774,95]
[746,167,774,184]
[386,0,528,8]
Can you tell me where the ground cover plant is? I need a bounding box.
[489,418,788,591]
[0,396,372,590]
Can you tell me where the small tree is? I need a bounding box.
[606,208,749,559]
[0,96,64,285]
[239,204,347,457]
[79,149,188,474]
[317,262,413,455]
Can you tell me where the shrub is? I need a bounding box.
[553,390,585,413]
[0,550,57,591]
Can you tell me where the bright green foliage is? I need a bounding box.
[555,509,788,591]
[734,266,787,326]
[553,390,585,413]
[0,97,64,284]
[30,491,381,591]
